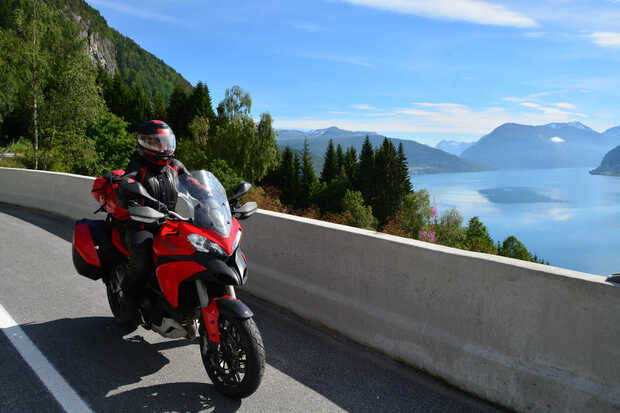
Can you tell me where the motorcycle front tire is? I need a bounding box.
[200,315,265,398]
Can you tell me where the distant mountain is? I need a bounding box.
[277,127,381,141]
[276,127,487,175]
[461,121,620,170]
[604,126,620,138]
[434,140,474,156]
[590,144,620,176]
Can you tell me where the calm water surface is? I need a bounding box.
[412,167,620,275]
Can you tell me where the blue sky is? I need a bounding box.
[86,0,620,145]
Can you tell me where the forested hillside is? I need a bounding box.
[1,0,191,101]
[590,144,620,176]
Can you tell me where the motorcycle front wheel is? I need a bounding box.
[200,315,265,398]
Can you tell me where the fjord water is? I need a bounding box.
[413,167,620,276]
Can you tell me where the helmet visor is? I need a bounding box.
[137,130,176,154]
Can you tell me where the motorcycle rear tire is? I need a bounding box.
[105,282,139,332]
[200,315,265,398]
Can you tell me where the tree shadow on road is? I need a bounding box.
[0,203,73,243]
[19,316,241,413]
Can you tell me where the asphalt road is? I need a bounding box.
[0,204,506,413]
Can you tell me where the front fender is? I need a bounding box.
[216,297,254,319]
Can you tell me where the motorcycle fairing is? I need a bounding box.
[156,261,207,307]
[156,251,246,307]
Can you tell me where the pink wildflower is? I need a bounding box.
[431,207,438,217]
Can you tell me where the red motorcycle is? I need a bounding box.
[72,170,264,398]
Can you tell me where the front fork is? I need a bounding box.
[195,280,236,343]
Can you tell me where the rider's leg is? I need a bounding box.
[124,229,154,296]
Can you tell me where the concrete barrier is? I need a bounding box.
[1,167,619,412]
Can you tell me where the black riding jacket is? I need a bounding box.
[125,155,190,212]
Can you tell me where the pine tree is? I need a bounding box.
[465,217,496,253]
[343,146,358,183]
[397,143,413,195]
[299,139,318,209]
[373,138,399,224]
[152,92,167,121]
[293,151,302,206]
[278,146,296,205]
[336,144,345,170]
[189,81,216,129]
[320,139,338,184]
[167,83,189,137]
[129,84,152,129]
[357,135,375,206]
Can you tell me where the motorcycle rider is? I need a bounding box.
[118,120,195,328]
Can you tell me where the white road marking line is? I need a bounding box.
[0,303,94,413]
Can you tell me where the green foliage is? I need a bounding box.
[342,190,377,230]
[465,216,496,253]
[499,236,531,261]
[89,111,134,172]
[315,177,348,213]
[320,139,339,184]
[38,0,191,100]
[0,0,106,168]
[357,135,375,207]
[298,139,319,209]
[399,190,432,237]
[204,158,243,193]
[190,82,216,126]
[41,128,98,175]
[275,146,299,205]
[436,208,466,248]
[343,146,358,183]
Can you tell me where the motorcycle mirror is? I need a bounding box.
[607,273,620,283]
[128,206,165,224]
[228,181,252,202]
[234,201,257,220]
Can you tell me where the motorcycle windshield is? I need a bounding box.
[177,170,232,238]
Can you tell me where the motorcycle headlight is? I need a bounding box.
[187,233,227,257]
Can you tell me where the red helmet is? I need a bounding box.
[136,120,176,165]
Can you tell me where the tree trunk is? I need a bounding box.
[32,0,38,170]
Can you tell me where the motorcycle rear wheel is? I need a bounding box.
[200,315,265,398]
[105,266,139,332]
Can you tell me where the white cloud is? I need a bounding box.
[341,0,537,28]
[589,32,620,47]
[550,137,565,143]
[352,104,377,110]
[519,101,586,118]
[328,111,351,115]
[554,102,576,110]
[87,0,181,23]
[503,91,556,103]
[273,101,595,138]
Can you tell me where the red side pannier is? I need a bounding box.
[91,169,129,221]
